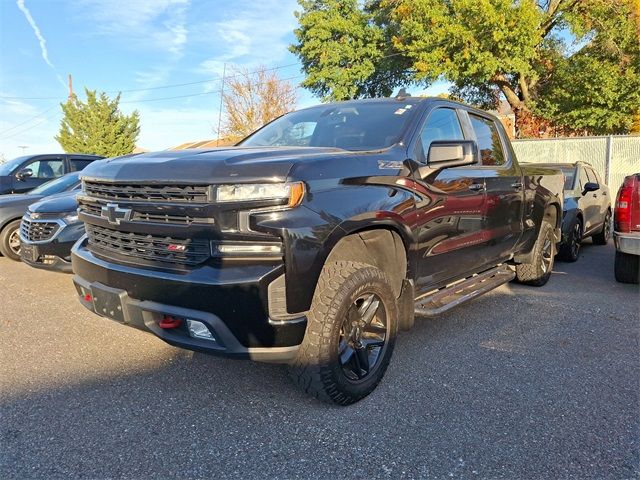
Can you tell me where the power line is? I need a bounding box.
[119,74,306,104]
[0,110,60,141]
[0,103,59,136]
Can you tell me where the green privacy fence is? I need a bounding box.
[512,135,640,192]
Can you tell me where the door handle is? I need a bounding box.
[468,183,485,192]
[511,182,523,190]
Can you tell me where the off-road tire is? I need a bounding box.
[592,210,611,245]
[614,251,640,284]
[515,220,555,286]
[289,261,398,405]
[558,218,582,262]
[0,220,22,261]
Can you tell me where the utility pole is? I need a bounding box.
[68,74,75,100]
[216,63,226,147]
[18,145,28,153]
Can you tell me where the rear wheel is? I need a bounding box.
[289,261,398,405]
[0,220,22,261]
[558,219,582,262]
[614,251,640,284]
[515,220,555,286]
[592,210,611,245]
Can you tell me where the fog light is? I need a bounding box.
[187,319,215,340]
[214,243,282,256]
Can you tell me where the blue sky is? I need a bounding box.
[0,0,448,159]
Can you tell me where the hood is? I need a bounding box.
[79,147,343,184]
[28,191,78,214]
[0,193,45,209]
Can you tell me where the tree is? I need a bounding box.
[220,66,297,142]
[292,0,640,136]
[56,89,140,156]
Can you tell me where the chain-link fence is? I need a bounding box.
[512,135,640,192]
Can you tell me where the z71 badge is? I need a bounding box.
[378,160,404,170]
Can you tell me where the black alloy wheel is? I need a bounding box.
[338,293,389,382]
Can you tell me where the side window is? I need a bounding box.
[418,108,464,162]
[69,158,94,172]
[469,114,506,166]
[587,168,600,185]
[23,159,64,179]
[579,167,590,191]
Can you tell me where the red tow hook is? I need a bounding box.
[159,315,182,329]
[84,293,92,302]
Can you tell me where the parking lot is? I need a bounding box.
[0,241,638,479]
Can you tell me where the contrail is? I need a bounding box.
[16,0,66,90]
[16,0,54,68]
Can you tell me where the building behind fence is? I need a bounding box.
[512,135,639,192]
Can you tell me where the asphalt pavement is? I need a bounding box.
[1,241,638,479]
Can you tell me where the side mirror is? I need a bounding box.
[428,140,478,169]
[582,181,599,195]
[16,168,33,181]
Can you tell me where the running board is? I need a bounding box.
[414,265,515,317]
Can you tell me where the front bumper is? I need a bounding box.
[20,221,85,273]
[614,231,640,256]
[71,238,306,362]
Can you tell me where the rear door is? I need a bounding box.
[588,167,609,227]
[67,155,99,173]
[411,106,490,289]
[465,112,524,265]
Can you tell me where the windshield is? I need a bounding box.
[30,172,81,196]
[560,167,576,190]
[0,155,32,176]
[238,101,419,151]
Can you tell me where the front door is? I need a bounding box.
[411,106,489,290]
[466,112,524,264]
[13,156,64,193]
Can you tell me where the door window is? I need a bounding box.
[579,167,590,191]
[587,168,600,185]
[22,159,64,179]
[418,108,464,162]
[469,114,506,166]
[69,158,94,171]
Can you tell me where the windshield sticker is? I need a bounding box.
[394,108,406,115]
[405,105,412,109]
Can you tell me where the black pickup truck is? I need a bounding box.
[72,97,563,405]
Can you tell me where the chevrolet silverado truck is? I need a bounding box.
[71,97,563,405]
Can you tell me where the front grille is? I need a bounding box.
[85,224,210,266]
[83,181,210,203]
[21,218,60,242]
[78,200,213,225]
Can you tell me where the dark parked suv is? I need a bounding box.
[0,172,82,260]
[0,153,103,194]
[531,162,611,262]
[20,191,84,272]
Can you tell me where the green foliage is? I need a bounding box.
[56,89,140,156]
[290,0,409,100]
[291,0,640,135]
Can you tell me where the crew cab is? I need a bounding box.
[0,153,104,194]
[71,97,563,405]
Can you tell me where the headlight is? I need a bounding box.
[61,212,80,224]
[216,182,305,207]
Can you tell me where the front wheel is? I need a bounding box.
[515,220,556,286]
[289,261,398,405]
[0,219,22,261]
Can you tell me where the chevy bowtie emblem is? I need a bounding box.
[100,203,132,225]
